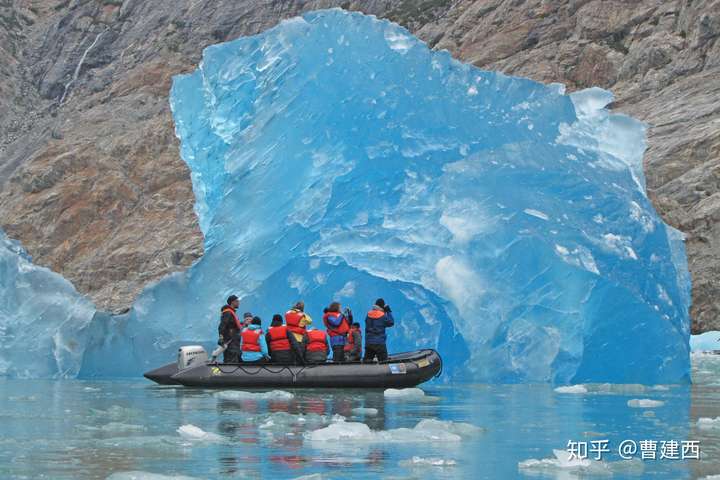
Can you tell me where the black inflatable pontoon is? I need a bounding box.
[144,349,442,388]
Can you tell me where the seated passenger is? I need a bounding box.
[344,322,362,362]
[266,314,294,364]
[304,326,331,364]
[240,316,269,363]
[322,302,352,363]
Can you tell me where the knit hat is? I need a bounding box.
[374,298,385,309]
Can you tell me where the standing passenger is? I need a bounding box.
[240,316,269,364]
[218,295,242,363]
[364,298,394,362]
[323,302,351,362]
[266,314,293,363]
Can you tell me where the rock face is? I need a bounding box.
[0,0,717,329]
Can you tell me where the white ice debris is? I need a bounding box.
[627,399,665,408]
[214,390,294,401]
[554,385,588,394]
[106,473,201,480]
[305,417,481,444]
[697,417,720,429]
[384,388,429,400]
[352,407,379,416]
[519,449,644,476]
[399,456,457,467]
[177,424,223,442]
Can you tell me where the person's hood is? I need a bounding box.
[372,305,384,311]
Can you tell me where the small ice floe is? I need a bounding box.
[214,390,294,401]
[384,388,426,399]
[399,456,457,467]
[554,385,588,394]
[177,424,222,442]
[106,472,201,480]
[627,399,664,408]
[291,474,325,480]
[83,386,101,392]
[78,422,146,433]
[518,449,643,476]
[700,475,720,480]
[351,407,378,416]
[305,417,481,443]
[697,417,720,430]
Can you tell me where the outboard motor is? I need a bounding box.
[177,345,208,371]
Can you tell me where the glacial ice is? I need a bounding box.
[553,385,588,394]
[627,399,665,408]
[697,417,720,429]
[214,389,294,401]
[177,424,223,442]
[1,8,691,383]
[305,417,481,443]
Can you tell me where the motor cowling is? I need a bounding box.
[177,345,208,371]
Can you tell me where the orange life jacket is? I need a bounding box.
[267,326,291,351]
[306,329,328,353]
[344,328,361,352]
[322,311,349,337]
[222,306,242,330]
[241,328,262,352]
[285,309,307,335]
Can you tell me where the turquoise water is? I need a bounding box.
[1,354,718,479]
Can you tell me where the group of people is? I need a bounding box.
[217,296,394,365]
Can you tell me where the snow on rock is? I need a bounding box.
[177,424,223,442]
[554,385,588,394]
[627,399,665,408]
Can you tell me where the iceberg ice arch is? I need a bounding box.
[3,9,691,383]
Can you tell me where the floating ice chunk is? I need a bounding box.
[306,418,480,443]
[384,388,425,399]
[691,331,720,352]
[78,422,147,433]
[352,407,379,416]
[214,390,294,401]
[177,424,223,442]
[519,449,644,476]
[523,209,549,221]
[399,456,457,467]
[697,417,720,429]
[627,399,664,408]
[554,385,588,394]
[107,472,202,480]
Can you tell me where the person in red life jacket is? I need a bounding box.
[344,322,362,362]
[364,298,394,362]
[285,300,313,363]
[240,316,269,363]
[322,302,352,362]
[303,326,331,364]
[218,295,243,363]
[266,314,294,364]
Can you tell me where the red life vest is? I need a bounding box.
[267,326,291,351]
[285,309,307,335]
[344,328,361,352]
[306,330,328,353]
[241,328,262,352]
[323,312,349,337]
[222,306,242,330]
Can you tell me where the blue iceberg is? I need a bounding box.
[2,9,691,383]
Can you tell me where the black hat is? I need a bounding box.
[252,316,262,326]
[375,298,385,308]
[227,295,239,304]
[271,314,283,326]
[243,312,253,319]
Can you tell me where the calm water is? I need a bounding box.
[1,354,719,480]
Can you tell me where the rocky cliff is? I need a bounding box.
[0,0,717,331]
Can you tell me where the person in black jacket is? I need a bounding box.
[218,295,242,363]
[363,298,394,362]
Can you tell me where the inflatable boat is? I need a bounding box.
[144,346,442,388]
